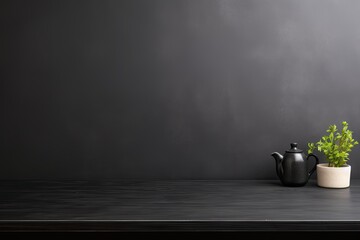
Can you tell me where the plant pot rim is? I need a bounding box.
[317,163,350,168]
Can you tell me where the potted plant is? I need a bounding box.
[308,121,358,188]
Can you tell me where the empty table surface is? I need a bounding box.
[0,180,360,231]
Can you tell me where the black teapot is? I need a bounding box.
[272,143,319,187]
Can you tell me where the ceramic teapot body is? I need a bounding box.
[272,143,319,187]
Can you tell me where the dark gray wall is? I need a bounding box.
[2,0,360,179]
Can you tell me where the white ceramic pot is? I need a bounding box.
[317,163,351,188]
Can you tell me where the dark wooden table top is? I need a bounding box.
[1,180,360,231]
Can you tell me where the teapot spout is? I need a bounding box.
[272,152,284,179]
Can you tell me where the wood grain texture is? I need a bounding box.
[1,180,360,231]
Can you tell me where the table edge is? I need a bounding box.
[1,220,360,232]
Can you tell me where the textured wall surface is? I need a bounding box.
[2,0,360,179]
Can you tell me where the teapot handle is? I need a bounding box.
[307,153,319,179]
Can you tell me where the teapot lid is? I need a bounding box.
[286,143,303,153]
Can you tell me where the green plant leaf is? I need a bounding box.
[307,121,358,167]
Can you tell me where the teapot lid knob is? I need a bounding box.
[286,143,303,153]
[290,143,298,149]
